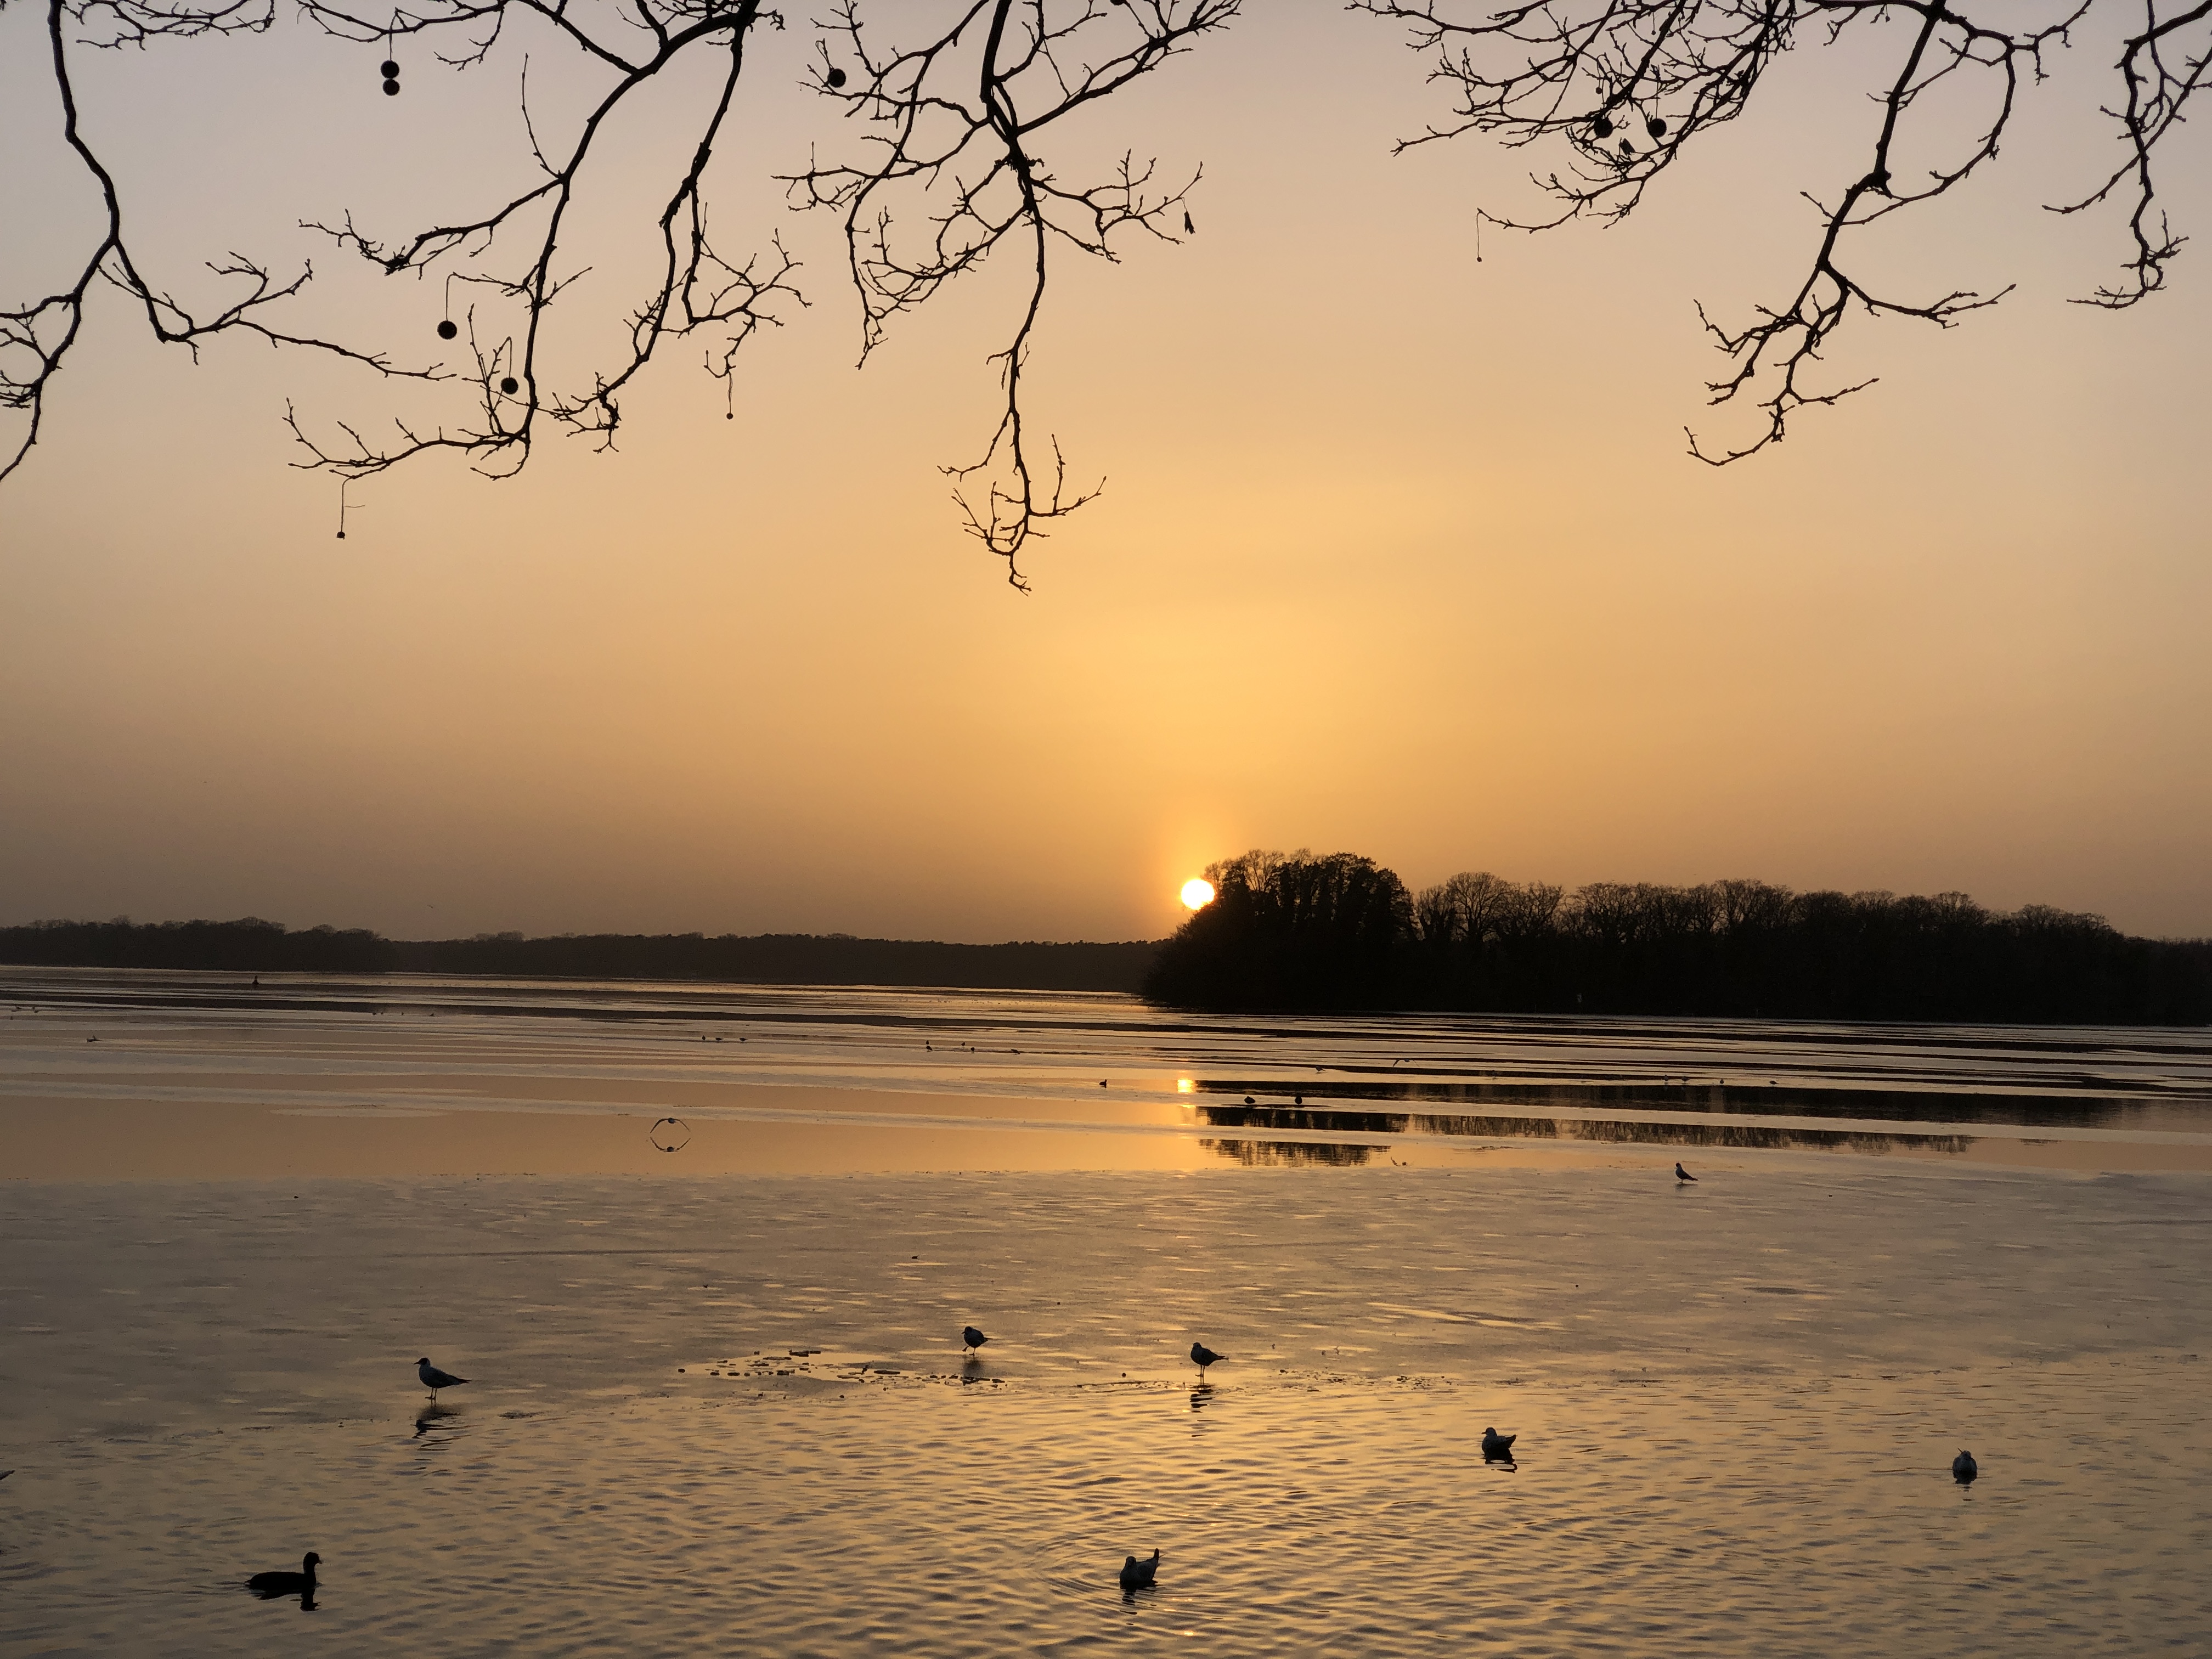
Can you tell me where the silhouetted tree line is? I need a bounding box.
[0,917,395,973]
[0,919,1159,992]
[1144,851,2212,1024]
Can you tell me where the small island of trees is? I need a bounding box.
[1143,851,2212,1025]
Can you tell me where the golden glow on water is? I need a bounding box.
[7,969,2212,1178]
[2,1169,2208,1650]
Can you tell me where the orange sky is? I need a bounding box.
[3,6,2208,942]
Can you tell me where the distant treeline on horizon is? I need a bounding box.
[1144,851,2212,1025]
[0,919,1161,993]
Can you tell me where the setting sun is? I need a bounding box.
[1180,878,1216,910]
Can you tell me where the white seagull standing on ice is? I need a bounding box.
[417,1357,469,1401]
[1190,1341,1223,1374]
[1675,1163,1697,1182]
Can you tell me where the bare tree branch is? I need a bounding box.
[289,2,805,480]
[5,0,435,486]
[9,0,2205,560]
[1352,0,2200,458]
[9,0,1231,584]
[787,0,1237,588]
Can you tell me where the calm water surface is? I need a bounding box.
[5,967,2211,1173]
[2,972,2208,1651]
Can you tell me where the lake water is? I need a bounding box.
[5,966,2211,1178]
[2,969,2208,1652]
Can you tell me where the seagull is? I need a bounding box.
[1953,1449,1978,1482]
[1481,1426,1516,1459]
[247,1551,319,1599]
[1675,1163,1697,1182]
[417,1357,469,1401]
[962,1326,989,1355]
[1119,1549,1160,1590]
[1190,1341,1222,1374]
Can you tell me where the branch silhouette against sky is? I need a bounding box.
[4,0,2205,579]
[1355,0,2210,460]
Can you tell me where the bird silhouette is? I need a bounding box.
[247,1551,319,1599]
[1190,1341,1222,1374]
[962,1325,989,1354]
[417,1357,469,1401]
[1481,1426,1517,1459]
[1953,1449,1978,1483]
[1119,1549,1161,1590]
[1675,1163,1697,1182]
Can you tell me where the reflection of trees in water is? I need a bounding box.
[1417,1113,1972,1156]
[1203,1105,1408,1136]
[1190,1077,2134,1130]
[1197,1104,1970,1156]
[1202,1138,1375,1167]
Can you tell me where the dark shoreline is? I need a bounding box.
[0,918,1163,993]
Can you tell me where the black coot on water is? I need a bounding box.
[1119,1550,1160,1590]
[247,1551,319,1600]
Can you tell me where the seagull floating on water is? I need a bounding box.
[1190,1341,1223,1374]
[1119,1549,1160,1590]
[962,1325,989,1355]
[417,1357,469,1401]
[1675,1163,1697,1182]
[247,1551,319,1599]
[1953,1449,1978,1482]
[1481,1426,1516,1459]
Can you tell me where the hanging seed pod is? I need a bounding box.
[499,376,520,395]
[380,60,399,77]
[383,77,400,95]
[826,66,847,88]
[1592,114,1613,138]
[1647,116,1667,138]
[437,320,458,340]
[1619,138,1635,156]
